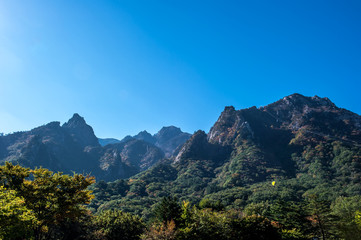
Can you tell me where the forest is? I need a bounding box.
[1,161,361,240]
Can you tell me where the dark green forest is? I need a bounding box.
[87,138,361,240]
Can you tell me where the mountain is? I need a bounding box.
[174,93,361,187]
[0,114,189,181]
[119,127,192,158]
[63,113,100,148]
[154,126,192,157]
[0,118,100,175]
[89,94,361,218]
[97,138,165,179]
[134,131,155,144]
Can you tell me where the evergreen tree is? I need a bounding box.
[153,196,182,224]
[306,194,338,240]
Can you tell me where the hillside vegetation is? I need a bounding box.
[1,94,361,239]
[89,94,361,239]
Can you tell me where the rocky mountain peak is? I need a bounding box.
[155,126,182,139]
[134,130,155,144]
[208,106,245,145]
[154,126,191,158]
[174,130,208,163]
[223,106,236,112]
[259,93,340,129]
[62,113,86,128]
[62,113,99,148]
[267,93,337,112]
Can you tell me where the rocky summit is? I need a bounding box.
[0,114,190,181]
[88,93,361,217]
[116,126,192,158]
[1,93,360,188]
[174,93,361,186]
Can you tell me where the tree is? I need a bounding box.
[141,220,177,240]
[331,196,361,239]
[0,186,37,239]
[198,198,224,211]
[153,196,182,224]
[93,209,145,240]
[230,215,282,240]
[355,211,361,228]
[267,200,309,238]
[305,194,337,240]
[0,162,95,240]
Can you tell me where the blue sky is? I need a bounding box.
[0,1,360,139]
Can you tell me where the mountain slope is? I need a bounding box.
[90,94,361,217]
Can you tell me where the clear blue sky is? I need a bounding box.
[0,1,360,139]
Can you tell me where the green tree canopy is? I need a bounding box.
[0,186,37,240]
[93,209,145,240]
[0,162,95,240]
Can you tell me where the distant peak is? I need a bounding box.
[159,126,181,132]
[139,130,150,134]
[224,106,236,112]
[156,126,182,137]
[70,113,85,122]
[62,113,88,129]
[62,113,99,147]
[134,130,155,144]
[134,130,152,137]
